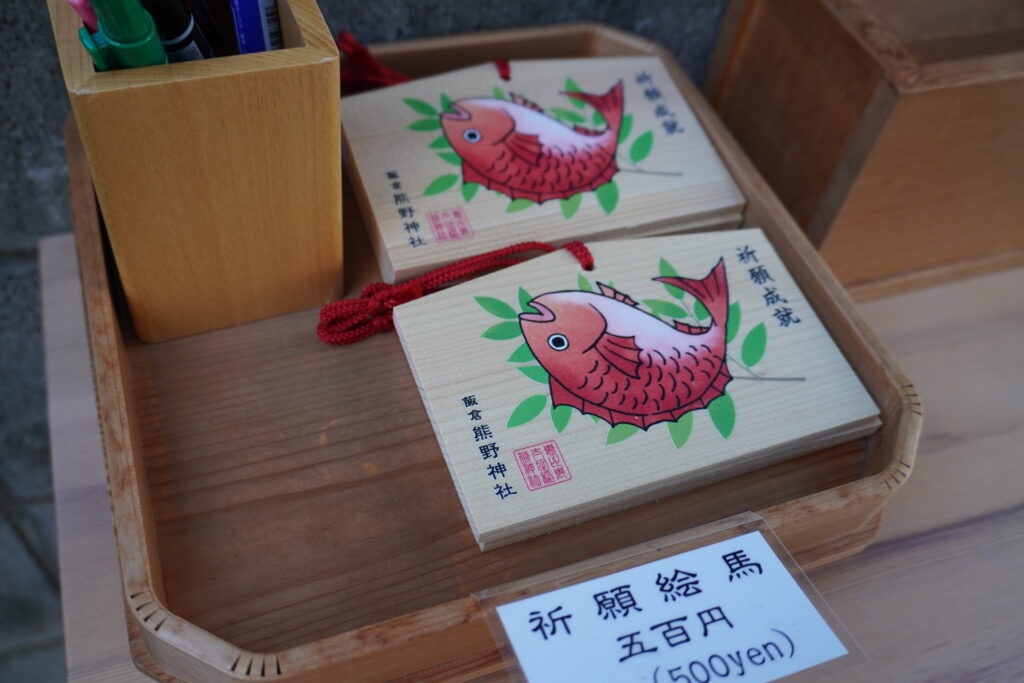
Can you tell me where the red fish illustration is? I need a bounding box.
[440,81,624,203]
[519,260,732,430]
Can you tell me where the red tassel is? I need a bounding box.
[318,241,594,346]
[494,58,511,81]
[336,31,412,94]
[336,33,513,94]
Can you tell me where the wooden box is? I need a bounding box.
[47,0,343,341]
[69,24,921,682]
[707,0,1024,299]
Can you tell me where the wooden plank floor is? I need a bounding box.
[41,231,1023,682]
[813,263,1024,683]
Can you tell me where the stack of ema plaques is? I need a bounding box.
[342,56,746,282]
[394,230,880,549]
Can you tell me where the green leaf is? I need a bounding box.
[606,424,639,444]
[461,182,480,202]
[694,300,710,321]
[424,174,459,196]
[507,198,535,213]
[409,118,441,132]
[726,302,741,344]
[658,258,685,299]
[561,193,583,219]
[482,321,521,340]
[668,412,694,449]
[428,135,452,149]
[592,109,605,126]
[440,93,454,112]
[551,405,573,434]
[741,323,767,366]
[403,98,438,116]
[658,258,680,277]
[550,107,585,124]
[565,77,584,108]
[707,393,736,439]
[474,296,517,319]
[438,152,461,166]
[492,86,506,100]
[577,273,594,292]
[507,395,548,428]
[507,343,535,363]
[518,286,534,313]
[518,365,549,384]
[618,113,634,143]
[595,181,619,215]
[643,299,688,319]
[629,130,654,164]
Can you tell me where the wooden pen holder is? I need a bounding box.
[47,0,342,341]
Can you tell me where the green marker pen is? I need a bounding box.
[79,0,167,71]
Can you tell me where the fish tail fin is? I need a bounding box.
[655,258,730,330]
[564,80,624,135]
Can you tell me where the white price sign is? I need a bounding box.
[494,531,850,683]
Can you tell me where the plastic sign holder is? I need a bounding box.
[475,512,865,682]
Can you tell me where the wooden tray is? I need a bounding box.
[70,23,921,682]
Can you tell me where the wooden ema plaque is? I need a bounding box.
[343,57,745,281]
[394,230,880,549]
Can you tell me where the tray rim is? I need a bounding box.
[67,22,922,682]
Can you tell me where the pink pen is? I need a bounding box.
[67,0,99,33]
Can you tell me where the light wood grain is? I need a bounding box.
[46,0,342,341]
[41,232,150,683]
[342,57,744,281]
[395,230,879,548]
[816,265,1024,682]
[708,0,886,236]
[60,24,920,682]
[707,0,1024,299]
[848,267,1024,545]
[820,75,1024,288]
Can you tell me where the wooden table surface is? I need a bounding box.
[41,232,1024,682]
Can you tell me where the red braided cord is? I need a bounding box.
[336,31,412,94]
[317,241,593,346]
[493,58,511,81]
[335,33,510,94]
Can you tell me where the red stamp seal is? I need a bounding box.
[427,207,474,243]
[514,440,572,491]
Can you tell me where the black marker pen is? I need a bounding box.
[142,0,212,62]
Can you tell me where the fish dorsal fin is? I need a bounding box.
[595,332,642,378]
[504,131,543,165]
[510,92,545,113]
[598,282,638,307]
[572,124,604,137]
[674,321,711,335]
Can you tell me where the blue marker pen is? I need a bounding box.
[229,0,282,54]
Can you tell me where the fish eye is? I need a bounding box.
[547,334,569,351]
[463,129,482,143]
